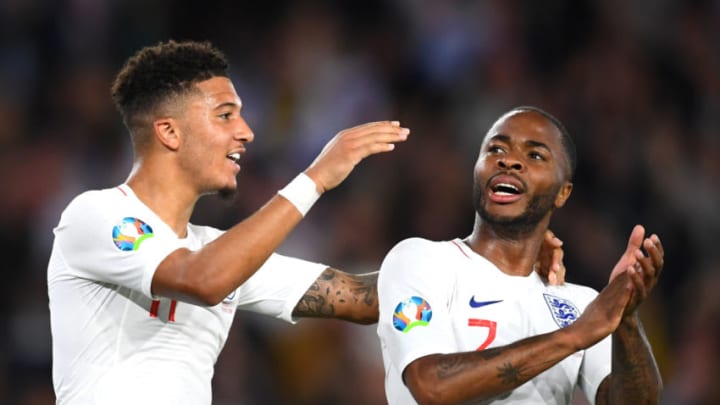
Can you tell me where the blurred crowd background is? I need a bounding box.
[1,0,719,404]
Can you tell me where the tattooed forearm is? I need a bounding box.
[292,268,379,324]
[436,355,469,379]
[406,330,582,404]
[604,317,662,404]
[293,269,336,317]
[497,362,522,385]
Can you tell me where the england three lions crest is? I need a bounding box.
[543,293,580,328]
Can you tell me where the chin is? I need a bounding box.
[217,186,238,201]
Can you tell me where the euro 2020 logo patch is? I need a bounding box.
[112,217,154,251]
[543,293,580,328]
[393,296,432,333]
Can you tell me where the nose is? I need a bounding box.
[235,116,254,143]
[497,155,523,171]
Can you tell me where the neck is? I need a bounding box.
[125,158,199,237]
[465,215,550,277]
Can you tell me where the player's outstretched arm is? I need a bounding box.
[152,121,409,306]
[403,272,636,405]
[290,231,567,325]
[596,226,664,405]
[292,268,379,324]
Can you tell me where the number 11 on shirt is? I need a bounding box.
[149,299,178,322]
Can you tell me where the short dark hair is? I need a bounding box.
[510,106,577,179]
[111,40,229,130]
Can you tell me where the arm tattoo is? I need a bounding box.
[293,268,379,323]
[606,319,662,404]
[436,356,469,379]
[294,268,336,317]
[497,362,522,385]
[435,348,509,380]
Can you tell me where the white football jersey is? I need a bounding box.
[48,184,326,405]
[377,237,611,405]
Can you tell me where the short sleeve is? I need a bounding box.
[377,238,457,376]
[577,327,612,404]
[235,253,326,323]
[53,191,183,298]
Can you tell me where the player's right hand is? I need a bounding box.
[304,121,409,193]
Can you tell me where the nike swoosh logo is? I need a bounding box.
[469,297,504,308]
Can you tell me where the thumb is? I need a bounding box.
[625,225,645,256]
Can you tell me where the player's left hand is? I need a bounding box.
[607,225,664,318]
[623,232,664,318]
[535,229,566,285]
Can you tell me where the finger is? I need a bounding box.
[556,263,566,285]
[345,124,408,139]
[544,230,563,248]
[347,129,410,146]
[643,238,664,272]
[344,120,402,132]
[628,263,647,301]
[650,234,664,257]
[549,270,558,285]
[355,141,401,157]
[625,225,645,255]
[554,248,566,285]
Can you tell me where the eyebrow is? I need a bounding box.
[213,101,241,110]
[490,134,553,153]
[525,139,551,152]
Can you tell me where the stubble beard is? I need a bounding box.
[217,185,238,201]
[473,182,559,239]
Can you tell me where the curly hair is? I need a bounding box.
[111,40,229,131]
[510,106,577,180]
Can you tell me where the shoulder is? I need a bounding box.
[551,281,600,306]
[61,187,127,219]
[187,223,224,243]
[385,237,451,258]
[380,237,455,281]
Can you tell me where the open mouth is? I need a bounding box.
[487,174,525,203]
[226,152,241,165]
[491,182,520,196]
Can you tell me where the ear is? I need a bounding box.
[153,118,181,151]
[554,181,573,208]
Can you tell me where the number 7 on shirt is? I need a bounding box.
[468,318,497,350]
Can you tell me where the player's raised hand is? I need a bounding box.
[535,229,566,285]
[304,121,409,193]
[622,233,663,318]
[608,225,645,283]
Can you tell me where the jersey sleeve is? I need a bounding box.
[53,191,183,299]
[234,253,326,323]
[377,238,457,376]
[578,334,611,404]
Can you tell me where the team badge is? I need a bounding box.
[224,290,237,303]
[393,296,432,333]
[543,293,580,328]
[112,217,154,251]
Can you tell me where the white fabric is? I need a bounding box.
[277,172,321,217]
[377,237,611,405]
[48,184,325,405]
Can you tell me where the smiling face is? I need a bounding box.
[172,76,254,198]
[473,109,573,233]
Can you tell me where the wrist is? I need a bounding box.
[619,312,640,330]
[555,326,583,353]
[277,173,321,217]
